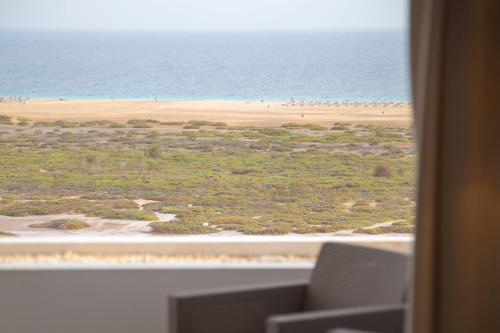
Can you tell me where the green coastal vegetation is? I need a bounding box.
[0,230,16,237]
[0,116,415,235]
[29,218,90,230]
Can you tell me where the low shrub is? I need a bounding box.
[183,124,200,129]
[304,124,328,131]
[160,121,185,126]
[281,123,303,128]
[101,209,158,221]
[149,221,214,234]
[85,153,98,164]
[187,120,227,127]
[54,120,79,128]
[231,168,256,175]
[373,164,392,177]
[127,119,156,128]
[33,121,54,127]
[146,131,160,138]
[126,130,140,137]
[79,120,126,128]
[145,144,161,158]
[0,115,13,125]
[30,219,90,230]
[259,128,289,136]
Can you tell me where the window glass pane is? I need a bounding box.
[0,0,413,264]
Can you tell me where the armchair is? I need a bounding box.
[169,242,410,333]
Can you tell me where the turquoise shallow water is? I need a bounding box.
[0,30,409,101]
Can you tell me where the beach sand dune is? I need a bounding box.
[0,99,412,127]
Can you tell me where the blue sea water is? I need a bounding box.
[0,30,409,101]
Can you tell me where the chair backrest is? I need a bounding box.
[304,242,410,311]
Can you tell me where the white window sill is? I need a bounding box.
[0,235,412,269]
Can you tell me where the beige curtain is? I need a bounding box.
[410,0,500,332]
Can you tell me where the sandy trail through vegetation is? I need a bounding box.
[0,214,153,237]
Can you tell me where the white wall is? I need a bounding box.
[0,266,311,333]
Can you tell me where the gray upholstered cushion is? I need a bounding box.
[304,242,410,311]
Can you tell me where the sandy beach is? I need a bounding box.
[0,99,412,127]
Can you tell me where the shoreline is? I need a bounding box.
[0,96,411,102]
[0,98,413,127]
[0,97,412,104]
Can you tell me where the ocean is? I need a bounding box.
[0,30,409,101]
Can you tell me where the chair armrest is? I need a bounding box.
[170,280,308,333]
[266,304,406,333]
